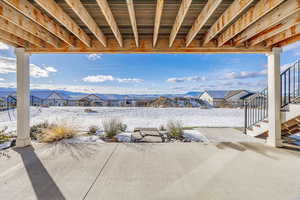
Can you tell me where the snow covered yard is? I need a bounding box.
[0,106,244,133]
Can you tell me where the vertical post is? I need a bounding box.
[266,47,282,147]
[15,48,31,147]
[244,101,247,134]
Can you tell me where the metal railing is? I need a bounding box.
[244,59,300,133]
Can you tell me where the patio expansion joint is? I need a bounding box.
[82,144,119,200]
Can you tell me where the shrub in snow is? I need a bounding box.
[0,126,10,144]
[102,118,127,139]
[30,121,52,140]
[88,125,99,135]
[159,125,166,131]
[84,108,97,113]
[36,122,78,143]
[166,120,184,140]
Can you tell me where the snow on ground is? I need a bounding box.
[0,106,244,133]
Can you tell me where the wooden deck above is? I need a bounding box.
[0,0,299,53]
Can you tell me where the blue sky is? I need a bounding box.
[0,41,299,94]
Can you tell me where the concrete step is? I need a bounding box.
[247,104,300,138]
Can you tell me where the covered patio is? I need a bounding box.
[1,1,300,199]
[0,0,297,148]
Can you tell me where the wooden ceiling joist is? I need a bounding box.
[234,0,300,46]
[265,24,300,47]
[153,0,164,47]
[186,0,222,47]
[33,0,91,47]
[64,0,107,47]
[0,0,299,53]
[204,0,256,45]
[247,11,300,47]
[276,33,300,47]
[0,30,29,48]
[3,0,75,47]
[126,0,139,47]
[96,0,123,47]
[169,0,192,47]
[0,18,48,48]
[0,1,60,48]
[217,0,286,47]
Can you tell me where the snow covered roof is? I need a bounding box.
[68,94,102,101]
[204,90,230,99]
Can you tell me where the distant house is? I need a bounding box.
[199,90,254,108]
[225,90,254,107]
[69,94,105,107]
[41,91,70,106]
[199,90,228,107]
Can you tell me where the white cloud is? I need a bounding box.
[224,70,266,79]
[0,78,4,81]
[116,78,144,83]
[44,66,57,72]
[83,75,143,83]
[0,56,57,78]
[83,75,114,83]
[167,76,206,83]
[87,54,102,61]
[0,42,9,50]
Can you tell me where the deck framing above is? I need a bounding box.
[0,0,298,54]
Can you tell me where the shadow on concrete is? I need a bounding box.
[215,142,246,152]
[14,146,65,200]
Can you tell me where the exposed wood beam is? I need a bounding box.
[169,0,192,47]
[0,38,18,48]
[277,33,300,48]
[3,0,75,47]
[25,38,271,54]
[247,10,300,47]
[204,0,256,45]
[0,1,60,48]
[0,30,29,48]
[265,24,300,47]
[186,0,222,47]
[96,0,123,47]
[234,0,300,46]
[0,18,48,48]
[64,0,107,47]
[153,0,164,47]
[126,0,139,47]
[33,0,91,47]
[217,0,285,47]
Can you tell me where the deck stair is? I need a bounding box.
[245,59,300,148]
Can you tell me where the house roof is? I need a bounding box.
[204,90,230,99]
[69,94,102,101]
[225,90,249,99]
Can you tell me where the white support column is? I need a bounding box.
[15,48,31,147]
[267,47,282,147]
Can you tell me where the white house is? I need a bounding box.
[199,90,228,107]
[42,91,69,106]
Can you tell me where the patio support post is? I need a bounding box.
[15,48,31,147]
[267,47,282,147]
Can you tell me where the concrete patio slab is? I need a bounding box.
[1,142,300,200]
[197,127,265,143]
